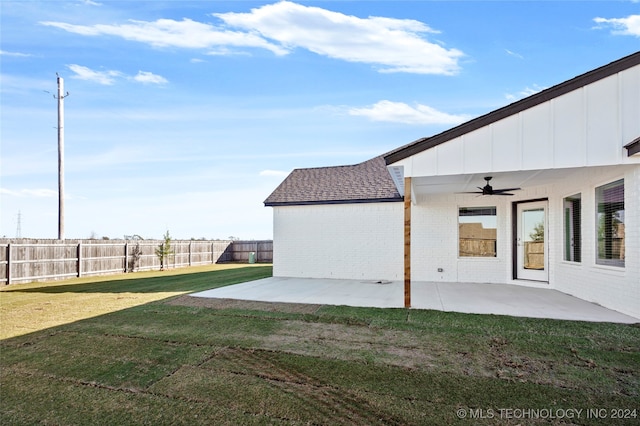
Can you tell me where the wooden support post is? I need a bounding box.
[404,177,411,308]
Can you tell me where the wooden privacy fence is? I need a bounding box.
[0,239,272,285]
[459,238,497,257]
[524,241,545,270]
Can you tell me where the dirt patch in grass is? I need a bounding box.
[168,297,448,370]
[163,296,640,397]
[167,294,322,314]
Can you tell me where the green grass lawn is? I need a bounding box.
[1,265,639,425]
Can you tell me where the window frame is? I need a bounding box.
[458,206,498,258]
[563,193,582,263]
[595,179,625,268]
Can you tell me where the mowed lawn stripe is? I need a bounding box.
[0,264,272,339]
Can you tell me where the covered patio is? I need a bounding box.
[192,277,640,323]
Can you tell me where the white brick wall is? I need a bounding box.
[411,195,511,283]
[408,164,640,318]
[270,165,639,318]
[272,202,403,281]
[552,165,640,319]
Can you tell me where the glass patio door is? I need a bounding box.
[516,201,548,282]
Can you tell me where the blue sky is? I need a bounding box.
[1,1,638,240]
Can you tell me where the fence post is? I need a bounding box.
[6,243,11,285]
[124,241,129,273]
[189,241,192,267]
[77,242,82,278]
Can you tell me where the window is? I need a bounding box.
[596,179,624,267]
[563,193,581,262]
[459,207,497,257]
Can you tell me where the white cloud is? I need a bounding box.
[41,1,462,75]
[40,18,288,55]
[0,188,19,196]
[1,188,57,198]
[23,189,58,198]
[505,49,524,59]
[0,50,32,57]
[67,64,167,85]
[505,84,546,101]
[215,1,463,74]
[259,170,290,177]
[593,15,640,37]
[132,71,168,85]
[67,64,122,85]
[349,100,470,125]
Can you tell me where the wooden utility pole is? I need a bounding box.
[55,74,69,240]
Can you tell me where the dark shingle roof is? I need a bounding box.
[264,156,402,206]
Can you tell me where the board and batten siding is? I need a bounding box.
[393,64,640,178]
[272,203,403,281]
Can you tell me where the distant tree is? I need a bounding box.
[128,241,142,272]
[155,230,174,270]
[529,222,545,242]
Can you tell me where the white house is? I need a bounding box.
[265,52,640,319]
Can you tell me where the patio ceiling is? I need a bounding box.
[408,167,590,197]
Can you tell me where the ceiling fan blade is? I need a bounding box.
[494,187,521,193]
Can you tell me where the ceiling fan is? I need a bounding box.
[462,176,521,196]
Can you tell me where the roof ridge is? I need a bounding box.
[290,155,383,172]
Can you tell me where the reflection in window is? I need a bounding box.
[563,193,581,262]
[596,179,624,267]
[459,207,497,257]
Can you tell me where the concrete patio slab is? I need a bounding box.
[192,277,640,323]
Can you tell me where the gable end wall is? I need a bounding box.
[272,203,403,281]
[393,64,640,177]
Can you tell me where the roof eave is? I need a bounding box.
[624,137,640,157]
[264,197,403,207]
